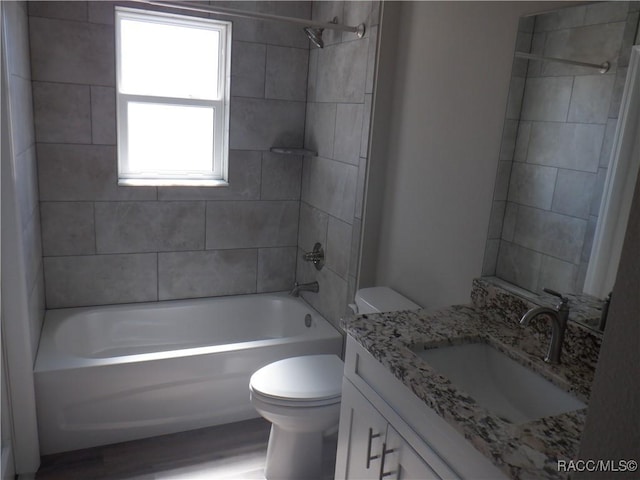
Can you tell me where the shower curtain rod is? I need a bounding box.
[515,51,610,73]
[134,0,366,37]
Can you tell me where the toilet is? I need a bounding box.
[249,287,420,480]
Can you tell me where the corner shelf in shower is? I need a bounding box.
[270,147,318,157]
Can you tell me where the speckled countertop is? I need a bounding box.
[341,279,602,480]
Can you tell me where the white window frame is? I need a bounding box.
[115,7,231,187]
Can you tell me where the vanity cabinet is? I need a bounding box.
[335,336,508,480]
[337,379,438,479]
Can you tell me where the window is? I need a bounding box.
[115,7,231,186]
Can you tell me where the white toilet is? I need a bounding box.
[249,287,420,480]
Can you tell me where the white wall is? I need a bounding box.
[362,1,578,309]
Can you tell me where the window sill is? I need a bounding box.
[118,178,229,187]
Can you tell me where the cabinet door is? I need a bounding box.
[335,380,389,479]
[383,425,441,480]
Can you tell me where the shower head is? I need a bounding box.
[304,26,324,48]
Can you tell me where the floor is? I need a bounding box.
[35,418,338,480]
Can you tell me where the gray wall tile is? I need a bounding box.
[40,202,95,256]
[316,39,368,103]
[231,41,266,98]
[87,1,116,25]
[302,156,358,223]
[261,153,302,200]
[535,6,586,32]
[296,255,349,327]
[91,86,116,145]
[158,249,257,300]
[496,241,542,293]
[334,103,363,166]
[326,216,352,279]
[307,48,319,102]
[521,76,573,121]
[349,217,362,278]
[28,1,88,21]
[37,144,157,201]
[33,82,91,144]
[230,97,305,150]
[608,66,628,118]
[567,74,615,124]
[527,122,605,172]
[354,157,366,220]
[584,2,631,26]
[543,22,625,76]
[513,206,587,263]
[514,121,531,163]
[551,169,597,219]
[265,46,308,101]
[591,167,609,216]
[44,254,158,308]
[487,201,506,239]
[95,202,205,254]
[158,150,262,201]
[260,1,311,49]
[501,203,518,242]
[365,25,378,94]
[206,201,299,249]
[305,102,336,159]
[298,202,329,253]
[508,162,557,210]
[29,16,115,85]
[538,255,578,294]
[257,247,297,293]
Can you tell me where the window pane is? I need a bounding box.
[126,102,214,175]
[120,18,220,100]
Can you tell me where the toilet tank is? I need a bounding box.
[354,287,421,314]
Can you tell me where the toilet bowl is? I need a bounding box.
[250,354,343,479]
[249,287,420,480]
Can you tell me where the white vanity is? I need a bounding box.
[335,336,507,479]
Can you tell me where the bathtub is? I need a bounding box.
[34,293,343,454]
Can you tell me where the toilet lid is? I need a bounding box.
[250,354,344,402]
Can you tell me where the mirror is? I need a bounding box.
[483,2,638,308]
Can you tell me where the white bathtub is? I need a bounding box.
[34,293,343,454]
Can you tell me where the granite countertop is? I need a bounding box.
[341,280,602,480]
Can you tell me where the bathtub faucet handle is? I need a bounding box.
[302,243,324,271]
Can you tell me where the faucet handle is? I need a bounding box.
[543,288,569,307]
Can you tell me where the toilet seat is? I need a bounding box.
[249,354,343,407]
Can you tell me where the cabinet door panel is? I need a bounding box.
[379,425,441,480]
[336,380,389,479]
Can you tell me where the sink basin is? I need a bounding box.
[413,343,586,424]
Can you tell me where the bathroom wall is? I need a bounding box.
[296,1,379,326]
[485,2,639,296]
[1,0,44,472]
[362,1,580,310]
[29,1,310,308]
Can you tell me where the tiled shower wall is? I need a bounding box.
[484,2,640,296]
[29,1,311,308]
[297,2,379,326]
[4,1,45,359]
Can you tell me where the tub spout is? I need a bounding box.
[519,288,570,364]
[289,281,319,297]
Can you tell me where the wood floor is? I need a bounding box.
[35,418,338,480]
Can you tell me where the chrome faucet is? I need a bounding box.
[519,288,570,364]
[289,281,319,297]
